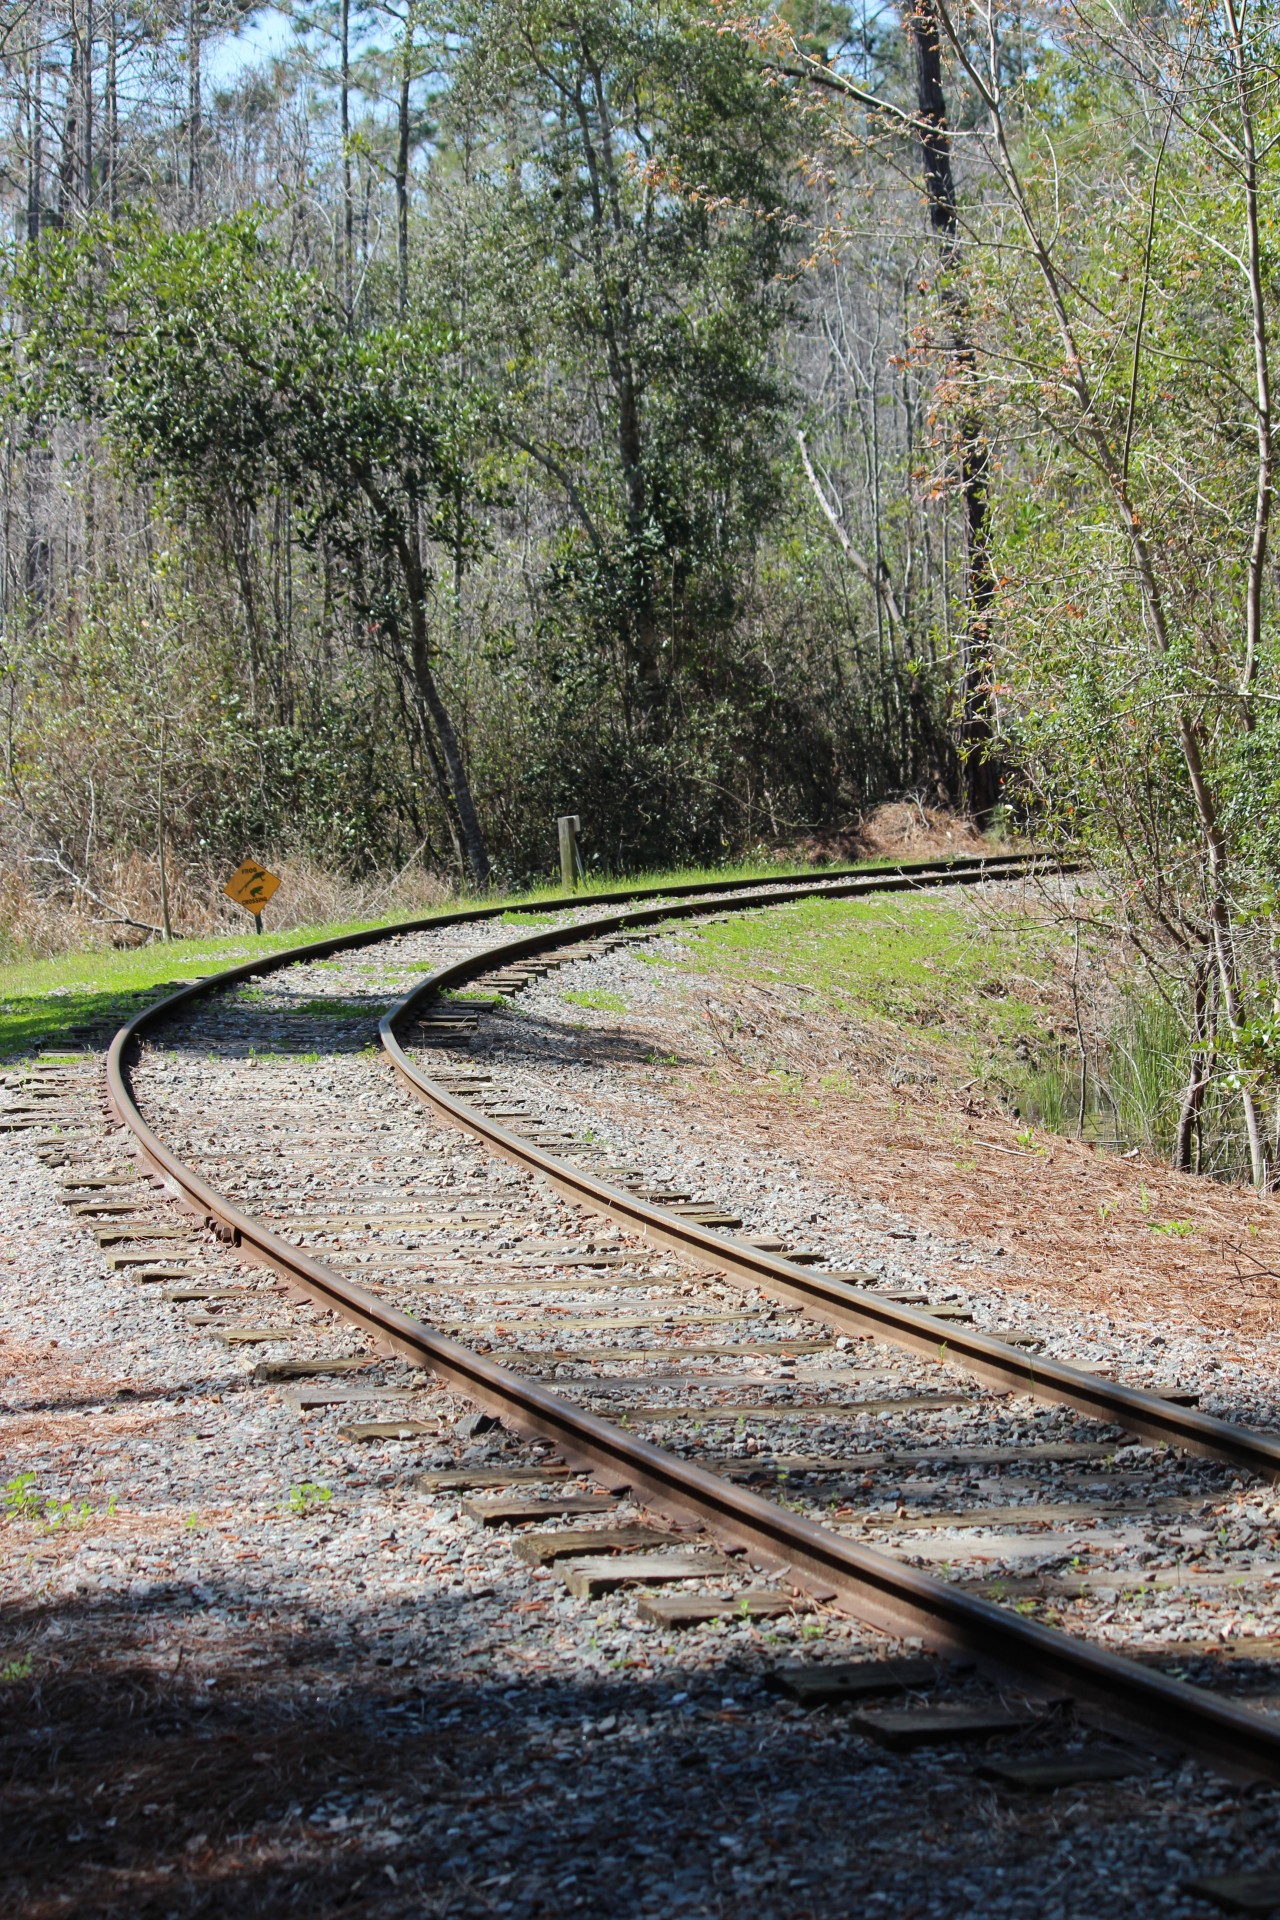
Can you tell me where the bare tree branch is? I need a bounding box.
[795,429,905,635]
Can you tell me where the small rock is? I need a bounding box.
[456,1411,504,1438]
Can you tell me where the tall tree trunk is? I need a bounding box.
[341,0,353,325]
[105,4,117,216]
[381,489,490,887]
[156,717,173,941]
[60,8,81,215]
[1223,0,1272,725]
[395,11,412,315]
[414,689,466,874]
[908,0,1001,819]
[228,504,263,719]
[407,626,489,889]
[83,0,94,206]
[572,60,660,697]
[26,0,43,242]
[187,0,202,219]
[1174,963,1212,1174]
[390,662,462,870]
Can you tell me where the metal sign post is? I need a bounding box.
[223,859,282,933]
[557,815,581,892]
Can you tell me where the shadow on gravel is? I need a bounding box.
[3,1580,1278,1920]
[472,1007,703,1077]
[146,1001,703,1073]
[148,990,396,1064]
[0,1579,852,1920]
[7,1378,265,1421]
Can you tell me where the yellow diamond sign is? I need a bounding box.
[224,859,281,917]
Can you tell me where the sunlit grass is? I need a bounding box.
[564,987,629,1015]
[1,847,934,1058]
[680,892,1054,1054]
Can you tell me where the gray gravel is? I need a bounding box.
[3,885,1280,1915]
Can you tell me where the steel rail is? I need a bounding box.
[103,852,1280,1780]
[382,873,1280,1483]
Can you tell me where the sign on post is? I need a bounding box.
[224,859,281,934]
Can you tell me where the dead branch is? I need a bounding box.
[30,847,167,938]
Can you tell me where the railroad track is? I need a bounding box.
[14,850,1280,1880]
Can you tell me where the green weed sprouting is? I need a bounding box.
[0,1652,33,1683]
[287,1481,332,1514]
[564,988,628,1015]
[42,1496,95,1530]
[3,1474,113,1530]
[3,1474,42,1521]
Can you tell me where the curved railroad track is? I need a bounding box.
[32,849,1279,1814]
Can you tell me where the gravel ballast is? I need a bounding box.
[4,884,1280,1916]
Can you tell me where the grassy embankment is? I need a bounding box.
[666,892,1077,1129]
[665,893,1211,1162]
[0,850,946,1059]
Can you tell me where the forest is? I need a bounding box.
[2,0,1280,1185]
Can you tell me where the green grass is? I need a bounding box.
[1021,1060,1072,1131]
[681,893,1054,1056]
[1108,988,1187,1160]
[0,848,991,1061]
[564,987,629,1016]
[0,926,376,1059]
[679,892,1216,1157]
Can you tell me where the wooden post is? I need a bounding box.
[557,815,580,892]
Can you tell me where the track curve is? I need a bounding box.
[103,853,1280,1783]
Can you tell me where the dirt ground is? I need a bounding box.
[634,990,1280,1350]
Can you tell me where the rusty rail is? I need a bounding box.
[103,852,1280,1782]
